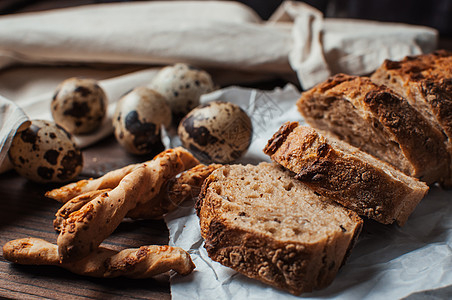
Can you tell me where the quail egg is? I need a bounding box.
[8,120,83,183]
[178,101,252,163]
[149,63,215,124]
[113,86,171,155]
[51,77,107,134]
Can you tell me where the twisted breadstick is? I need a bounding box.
[53,189,111,231]
[46,163,140,203]
[127,164,222,219]
[54,164,221,232]
[3,238,195,277]
[46,147,199,203]
[57,148,199,262]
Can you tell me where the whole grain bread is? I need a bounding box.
[264,122,428,226]
[296,73,449,185]
[371,50,452,186]
[196,162,363,295]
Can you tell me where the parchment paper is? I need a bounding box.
[165,85,452,300]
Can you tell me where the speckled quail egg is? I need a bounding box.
[178,101,252,163]
[8,120,83,183]
[113,86,171,155]
[149,63,215,124]
[51,77,107,135]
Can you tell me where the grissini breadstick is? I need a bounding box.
[3,237,60,265]
[57,148,199,262]
[3,238,195,277]
[45,147,199,203]
[54,164,221,232]
[54,189,111,231]
[127,163,222,219]
[45,163,140,203]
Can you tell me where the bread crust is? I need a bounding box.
[297,73,449,185]
[374,50,451,83]
[264,122,428,226]
[197,163,363,295]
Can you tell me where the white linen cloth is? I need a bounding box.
[0,1,437,89]
[0,96,29,173]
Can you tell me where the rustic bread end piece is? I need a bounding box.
[197,163,363,295]
[264,122,428,226]
[371,50,452,187]
[296,73,449,185]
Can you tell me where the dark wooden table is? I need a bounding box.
[0,135,172,299]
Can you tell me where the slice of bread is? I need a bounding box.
[196,162,363,295]
[296,73,449,185]
[264,122,429,226]
[371,50,452,186]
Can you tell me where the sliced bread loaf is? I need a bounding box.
[371,50,452,186]
[196,162,363,295]
[264,122,429,226]
[296,73,449,185]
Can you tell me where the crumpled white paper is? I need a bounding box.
[165,85,452,299]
